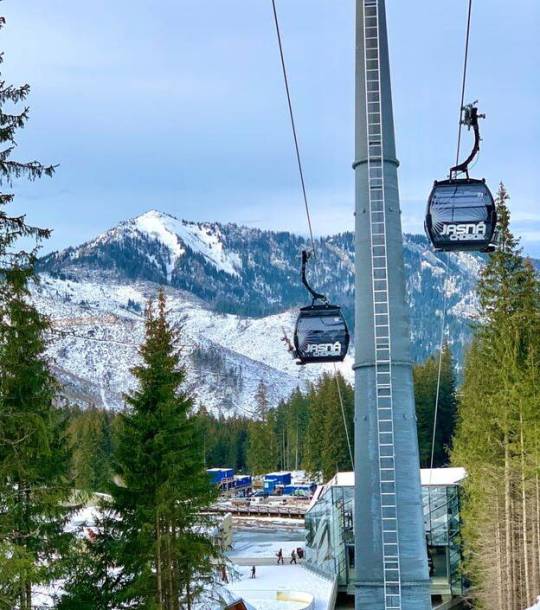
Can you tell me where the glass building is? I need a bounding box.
[304,468,466,605]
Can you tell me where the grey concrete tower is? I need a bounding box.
[353,1,431,609]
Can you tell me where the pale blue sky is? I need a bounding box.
[4,1,540,255]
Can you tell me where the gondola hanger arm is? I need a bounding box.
[450,101,485,179]
[301,249,327,304]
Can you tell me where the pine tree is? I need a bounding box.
[275,388,309,471]
[303,383,325,478]
[0,268,72,610]
[55,527,119,610]
[414,343,457,467]
[0,14,65,605]
[302,373,354,481]
[0,16,54,267]
[320,373,354,481]
[246,381,277,474]
[67,406,114,493]
[452,184,540,609]
[107,291,217,610]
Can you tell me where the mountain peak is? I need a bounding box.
[135,208,177,222]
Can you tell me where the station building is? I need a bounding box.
[304,468,466,607]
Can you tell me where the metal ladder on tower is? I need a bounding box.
[362,1,402,608]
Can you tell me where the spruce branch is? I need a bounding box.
[0,159,56,185]
[0,83,30,105]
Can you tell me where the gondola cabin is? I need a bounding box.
[425,178,497,252]
[294,304,349,365]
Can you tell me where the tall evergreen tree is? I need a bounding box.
[246,381,277,474]
[0,15,53,266]
[0,269,72,610]
[109,291,217,609]
[452,184,540,609]
[0,12,65,608]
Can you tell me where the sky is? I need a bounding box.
[3,0,540,255]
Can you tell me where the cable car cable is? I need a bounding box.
[269,3,351,463]
[425,0,497,253]
[428,254,449,487]
[270,0,316,256]
[333,363,354,471]
[455,0,474,168]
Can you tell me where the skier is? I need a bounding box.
[290,549,297,564]
[276,548,284,565]
[251,565,256,579]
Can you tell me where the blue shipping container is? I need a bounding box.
[283,484,315,496]
[207,468,234,484]
[234,475,252,488]
[264,472,292,486]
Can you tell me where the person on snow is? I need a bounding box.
[290,549,297,564]
[277,548,284,565]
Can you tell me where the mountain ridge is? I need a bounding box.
[33,209,517,414]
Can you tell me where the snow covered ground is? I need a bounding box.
[226,526,334,610]
[229,540,304,560]
[228,565,334,610]
[228,527,305,560]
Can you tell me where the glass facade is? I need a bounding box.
[305,476,464,599]
[305,484,354,587]
[423,484,463,597]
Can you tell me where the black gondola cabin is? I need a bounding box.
[294,303,349,365]
[425,103,498,253]
[425,178,496,252]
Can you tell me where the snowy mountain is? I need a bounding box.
[33,274,352,414]
[35,209,495,414]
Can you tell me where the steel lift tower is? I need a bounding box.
[353,1,431,609]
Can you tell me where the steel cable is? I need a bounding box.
[455,0,474,169]
[270,0,317,255]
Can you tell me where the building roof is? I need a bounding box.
[264,471,291,478]
[420,467,467,486]
[307,467,466,512]
[324,468,466,491]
